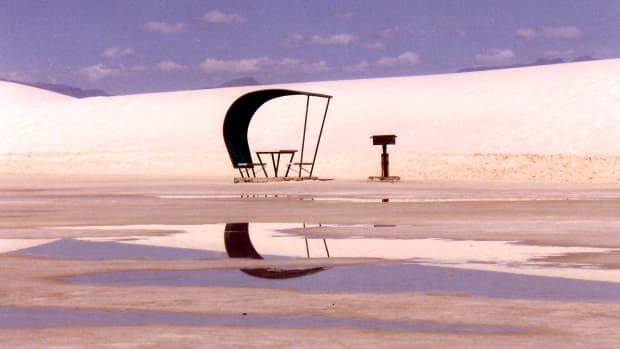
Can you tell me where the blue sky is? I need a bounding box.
[2,0,619,95]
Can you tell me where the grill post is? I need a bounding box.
[381,144,389,177]
[369,134,400,182]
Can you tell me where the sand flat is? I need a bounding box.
[1,176,620,347]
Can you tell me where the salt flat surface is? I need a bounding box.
[2,179,620,347]
[156,194,620,202]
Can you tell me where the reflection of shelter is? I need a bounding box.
[224,223,328,279]
[222,89,332,183]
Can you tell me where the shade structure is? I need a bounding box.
[222,89,332,171]
[223,223,327,279]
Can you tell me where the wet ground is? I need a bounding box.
[2,176,620,348]
[67,263,620,301]
[0,306,518,333]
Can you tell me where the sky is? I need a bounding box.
[1,0,619,95]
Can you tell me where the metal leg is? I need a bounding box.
[270,153,278,177]
[255,153,268,177]
[284,153,295,177]
[285,164,292,177]
[299,96,310,178]
[310,97,331,177]
[274,153,281,177]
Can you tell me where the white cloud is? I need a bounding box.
[542,26,583,39]
[543,49,575,60]
[130,65,147,72]
[198,56,329,76]
[144,21,187,34]
[199,10,245,24]
[300,60,330,74]
[515,27,537,40]
[285,33,380,49]
[278,58,302,67]
[475,49,515,65]
[310,33,357,46]
[344,52,419,73]
[379,27,401,40]
[515,26,583,40]
[199,57,269,74]
[335,12,355,21]
[284,33,306,47]
[78,64,126,81]
[157,60,188,72]
[362,41,385,50]
[0,71,33,82]
[278,58,329,74]
[101,47,134,59]
[285,33,358,47]
[376,51,420,67]
[345,60,370,72]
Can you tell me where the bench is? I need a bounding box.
[237,162,267,178]
[287,162,314,177]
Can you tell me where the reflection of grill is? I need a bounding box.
[223,223,329,279]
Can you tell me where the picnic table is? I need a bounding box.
[255,149,297,177]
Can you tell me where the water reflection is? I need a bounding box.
[6,222,620,282]
[67,263,620,301]
[0,239,57,254]
[0,306,518,332]
[224,223,328,279]
[10,238,226,260]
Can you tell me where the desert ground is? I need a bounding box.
[2,59,620,347]
[1,175,620,348]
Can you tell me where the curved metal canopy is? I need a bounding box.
[224,223,327,279]
[222,89,332,168]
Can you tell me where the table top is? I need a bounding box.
[256,149,297,154]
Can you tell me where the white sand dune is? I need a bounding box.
[0,82,72,104]
[1,59,619,181]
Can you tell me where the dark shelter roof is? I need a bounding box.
[222,89,332,168]
[224,223,326,279]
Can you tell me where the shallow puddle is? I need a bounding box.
[12,238,228,260]
[0,239,57,254]
[0,306,517,332]
[66,263,620,301]
[4,222,619,282]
